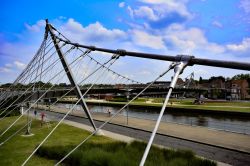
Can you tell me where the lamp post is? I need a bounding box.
[126,93,129,125]
[24,102,32,136]
[121,88,133,125]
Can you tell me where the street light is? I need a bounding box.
[121,88,133,125]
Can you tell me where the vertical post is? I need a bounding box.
[20,105,24,115]
[139,60,189,166]
[25,102,32,135]
[125,88,132,125]
[126,93,129,125]
[46,20,97,131]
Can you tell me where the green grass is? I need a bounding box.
[62,97,250,112]
[0,109,20,118]
[86,98,250,113]
[167,99,250,112]
[169,104,250,113]
[0,116,216,166]
[37,141,215,166]
[0,116,112,166]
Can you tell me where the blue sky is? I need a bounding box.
[0,0,250,83]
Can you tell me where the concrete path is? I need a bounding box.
[63,120,134,143]
[34,105,250,166]
[37,104,250,153]
[62,120,230,166]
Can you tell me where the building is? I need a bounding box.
[229,79,250,100]
[198,76,226,99]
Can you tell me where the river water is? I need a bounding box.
[55,103,250,135]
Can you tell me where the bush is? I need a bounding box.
[0,109,20,118]
[36,141,216,166]
[109,98,127,102]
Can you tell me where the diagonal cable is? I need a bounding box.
[0,48,84,137]
[21,54,119,166]
[0,45,72,118]
[54,65,174,165]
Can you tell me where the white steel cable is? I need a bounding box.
[0,43,65,109]
[139,62,185,166]
[0,51,94,145]
[21,55,119,166]
[0,52,92,145]
[0,51,84,137]
[1,51,113,146]
[0,119,33,146]
[55,66,174,166]
[0,46,72,118]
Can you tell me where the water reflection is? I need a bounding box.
[196,116,208,126]
[56,103,250,135]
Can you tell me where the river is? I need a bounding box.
[55,103,250,135]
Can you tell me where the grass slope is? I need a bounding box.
[0,116,216,166]
[37,141,216,166]
[85,98,250,113]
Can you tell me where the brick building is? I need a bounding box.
[229,79,250,100]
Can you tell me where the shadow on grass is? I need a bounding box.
[36,140,216,166]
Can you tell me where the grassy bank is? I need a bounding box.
[37,141,215,166]
[60,96,250,113]
[83,98,250,113]
[0,116,216,166]
[0,116,112,165]
[0,109,20,118]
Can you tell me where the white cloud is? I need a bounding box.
[226,38,250,53]
[0,61,26,74]
[162,24,225,54]
[61,18,127,43]
[5,63,12,67]
[14,61,26,69]
[0,67,11,73]
[126,0,192,29]
[212,21,223,28]
[62,18,84,33]
[119,2,125,8]
[131,30,166,49]
[59,16,67,20]
[138,0,192,18]
[239,0,250,13]
[25,20,45,32]
[205,43,225,54]
[127,6,134,18]
[133,6,158,21]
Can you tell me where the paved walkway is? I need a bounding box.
[36,104,250,153]
[62,120,230,166]
[32,107,250,166]
[63,120,134,143]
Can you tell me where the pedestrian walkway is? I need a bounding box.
[35,104,250,153]
[62,120,230,166]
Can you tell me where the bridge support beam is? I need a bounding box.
[140,56,191,166]
[46,20,97,131]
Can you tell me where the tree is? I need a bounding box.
[232,74,250,80]
[232,74,250,85]
[199,77,203,83]
[0,83,12,87]
[209,76,225,82]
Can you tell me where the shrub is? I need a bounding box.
[36,140,216,166]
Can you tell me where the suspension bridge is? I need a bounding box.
[0,19,250,166]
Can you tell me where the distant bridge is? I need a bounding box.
[0,86,207,107]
